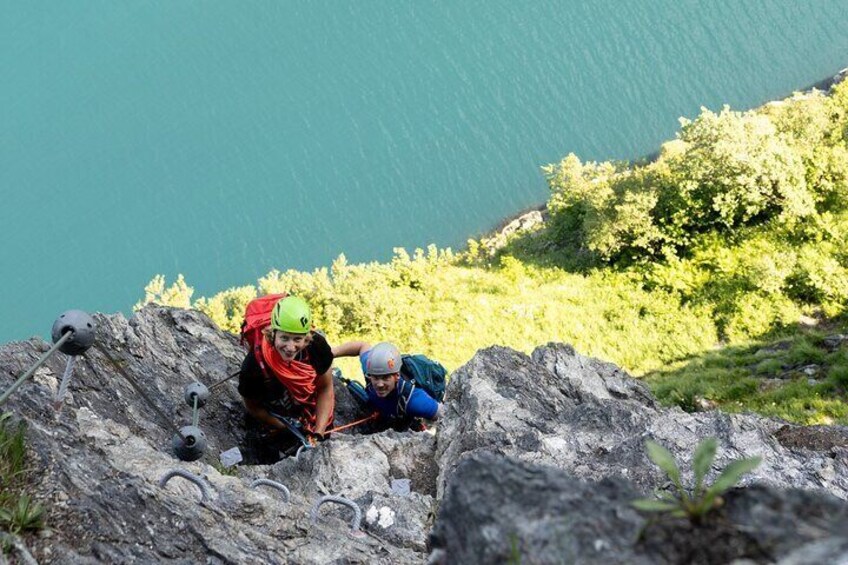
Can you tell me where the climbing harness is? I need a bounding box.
[158,469,211,502]
[250,479,291,503]
[310,495,364,537]
[268,411,314,449]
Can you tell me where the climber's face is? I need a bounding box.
[273,331,309,361]
[368,372,399,398]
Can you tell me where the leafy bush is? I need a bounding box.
[138,249,718,376]
[194,286,256,334]
[541,81,848,340]
[829,365,848,388]
[754,358,782,375]
[545,81,848,267]
[784,338,826,366]
[134,274,193,310]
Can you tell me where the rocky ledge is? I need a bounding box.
[0,306,846,564]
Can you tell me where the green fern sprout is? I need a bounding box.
[632,437,762,524]
[0,495,44,535]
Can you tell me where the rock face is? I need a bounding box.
[1,307,847,564]
[436,344,848,500]
[0,307,435,564]
[430,453,848,565]
[478,208,546,257]
[431,343,848,563]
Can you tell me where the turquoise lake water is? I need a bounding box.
[2,2,847,343]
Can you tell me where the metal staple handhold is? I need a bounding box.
[158,469,211,502]
[310,495,362,533]
[250,479,291,503]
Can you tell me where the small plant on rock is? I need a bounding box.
[0,413,27,499]
[0,412,45,541]
[211,460,239,477]
[0,495,44,535]
[632,437,761,525]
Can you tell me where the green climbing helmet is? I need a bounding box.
[270,296,312,334]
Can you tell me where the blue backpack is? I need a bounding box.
[397,354,447,417]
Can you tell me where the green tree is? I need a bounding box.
[668,106,811,231]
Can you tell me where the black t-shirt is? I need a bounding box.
[237,332,334,403]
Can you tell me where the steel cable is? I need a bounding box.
[93,343,183,437]
[54,355,77,405]
[0,330,73,405]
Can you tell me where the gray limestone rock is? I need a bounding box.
[0,306,432,563]
[436,344,848,501]
[532,342,659,407]
[2,305,848,564]
[430,452,848,565]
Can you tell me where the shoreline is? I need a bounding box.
[473,202,548,243]
[799,66,848,93]
[477,66,848,246]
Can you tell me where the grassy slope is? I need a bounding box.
[332,261,718,378]
[646,326,848,425]
[148,256,848,425]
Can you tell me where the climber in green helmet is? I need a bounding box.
[269,296,314,359]
[238,295,336,461]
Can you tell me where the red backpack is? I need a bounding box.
[240,293,287,373]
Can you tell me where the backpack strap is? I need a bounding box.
[396,378,415,419]
[255,341,271,381]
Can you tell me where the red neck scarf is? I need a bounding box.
[260,338,324,432]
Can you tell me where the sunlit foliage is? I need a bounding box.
[138,81,848,423]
